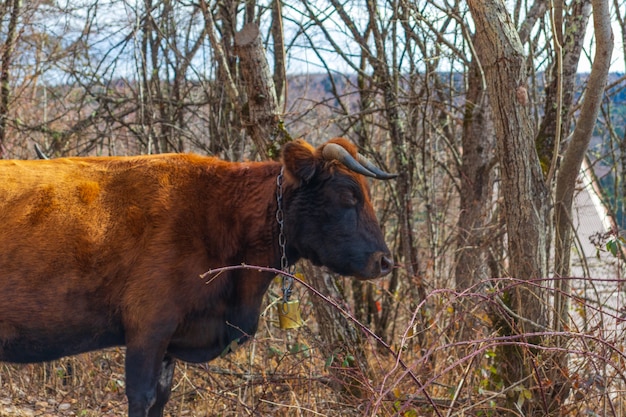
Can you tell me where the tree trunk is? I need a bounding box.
[531,2,597,412]
[468,1,549,414]
[454,50,497,345]
[0,0,21,158]
[235,23,288,159]
[618,4,626,230]
[455,53,496,291]
[554,0,613,312]
[535,0,591,177]
[552,11,613,412]
[271,0,286,112]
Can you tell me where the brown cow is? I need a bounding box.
[0,138,395,417]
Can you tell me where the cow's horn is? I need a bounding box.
[323,143,376,178]
[322,143,397,180]
[34,143,49,160]
[357,154,398,180]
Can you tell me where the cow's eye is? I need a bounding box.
[340,191,358,207]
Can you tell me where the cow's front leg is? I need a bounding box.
[125,343,169,417]
[148,355,176,417]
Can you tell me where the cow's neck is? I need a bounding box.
[222,161,285,271]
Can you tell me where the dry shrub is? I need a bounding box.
[3,277,626,416]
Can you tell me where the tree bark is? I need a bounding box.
[542,1,612,412]
[554,0,613,321]
[271,0,286,112]
[617,2,626,230]
[0,0,21,158]
[199,0,239,105]
[468,0,549,414]
[455,52,496,291]
[235,23,288,159]
[535,0,591,177]
[454,49,498,346]
[467,0,549,326]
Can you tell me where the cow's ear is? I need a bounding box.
[281,139,317,184]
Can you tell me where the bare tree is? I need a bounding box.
[554,0,613,330]
[468,0,550,413]
[0,0,22,156]
[468,0,613,414]
[454,50,497,291]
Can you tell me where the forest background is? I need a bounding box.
[1,0,626,416]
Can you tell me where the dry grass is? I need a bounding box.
[3,280,626,416]
[0,319,371,416]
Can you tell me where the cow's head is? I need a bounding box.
[281,138,396,280]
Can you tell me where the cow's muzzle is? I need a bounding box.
[358,251,393,280]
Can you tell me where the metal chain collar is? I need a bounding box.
[275,167,293,302]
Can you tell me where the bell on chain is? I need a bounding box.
[277,299,304,329]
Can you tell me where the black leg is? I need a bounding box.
[148,355,176,417]
[125,348,158,417]
[121,302,177,417]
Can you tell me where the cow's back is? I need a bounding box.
[0,155,217,362]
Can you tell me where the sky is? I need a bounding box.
[577,19,625,73]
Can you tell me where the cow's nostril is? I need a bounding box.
[379,254,393,275]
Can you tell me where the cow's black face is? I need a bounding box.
[281,139,393,280]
